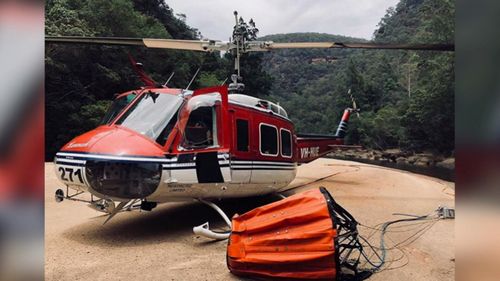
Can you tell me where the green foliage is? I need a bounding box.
[132,0,200,39]
[69,100,113,132]
[46,0,94,36]
[197,73,221,88]
[80,0,169,37]
[238,53,274,97]
[352,105,407,149]
[402,53,454,152]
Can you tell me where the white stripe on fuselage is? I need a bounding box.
[56,152,230,163]
[54,158,86,164]
[56,152,175,163]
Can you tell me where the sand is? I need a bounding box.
[45,158,454,281]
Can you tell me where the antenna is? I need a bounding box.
[185,67,201,90]
[220,77,228,86]
[163,72,175,88]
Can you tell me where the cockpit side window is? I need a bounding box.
[181,106,217,148]
[101,93,136,124]
[178,93,222,150]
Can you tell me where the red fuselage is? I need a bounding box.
[54,86,348,201]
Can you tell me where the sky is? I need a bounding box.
[165,0,400,40]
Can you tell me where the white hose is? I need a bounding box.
[193,222,230,240]
[193,199,232,240]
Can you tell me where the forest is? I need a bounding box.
[45,0,454,160]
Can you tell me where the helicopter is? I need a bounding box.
[46,11,454,239]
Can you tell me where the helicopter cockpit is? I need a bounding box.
[105,89,224,152]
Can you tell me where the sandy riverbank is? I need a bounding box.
[45,158,454,281]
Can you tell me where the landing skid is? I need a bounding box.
[55,187,287,238]
[54,187,153,224]
[55,187,117,213]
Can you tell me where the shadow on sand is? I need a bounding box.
[62,194,283,248]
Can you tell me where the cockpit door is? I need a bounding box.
[170,86,231,184]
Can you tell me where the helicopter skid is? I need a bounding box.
[53,180,289,228]
[55,186,115,213]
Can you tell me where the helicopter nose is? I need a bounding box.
[55,126,167,199]
[61,125,165,157]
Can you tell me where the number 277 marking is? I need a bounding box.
[58,167,84,184]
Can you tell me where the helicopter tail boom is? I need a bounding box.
[296,107,360,163]
[296,134,343,163]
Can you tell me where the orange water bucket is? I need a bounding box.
[227,187,371,280]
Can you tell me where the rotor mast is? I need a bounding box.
[234,11,241,78]
[229,11,246,94]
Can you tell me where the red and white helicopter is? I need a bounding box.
[47,12,453,239]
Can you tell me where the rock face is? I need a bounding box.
[415,155,434,167]
[396,157,406,164]
[436,158,455,170]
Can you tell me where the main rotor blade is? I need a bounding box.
[45,36,228,52]
[46,36,454,52]
[143,39,215,51]
[45,36,144,46]
[257,41,454,52]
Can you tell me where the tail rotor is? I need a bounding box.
[335,88,361,138]
[348,89,360,118]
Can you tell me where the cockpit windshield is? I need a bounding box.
[115,91,183,143]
